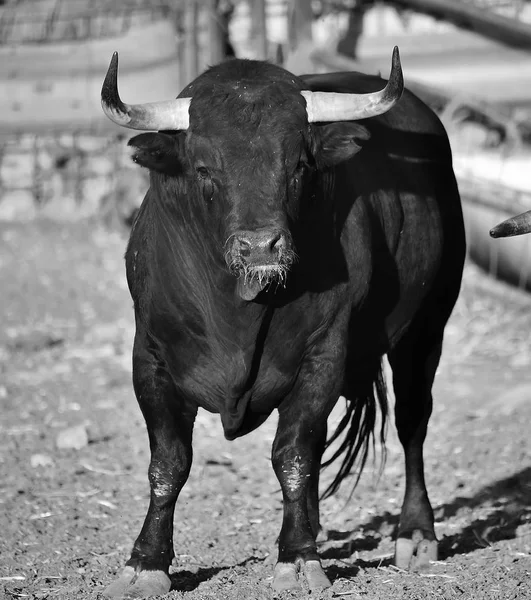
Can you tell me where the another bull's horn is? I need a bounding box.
[301,46,404,123]
[490,210,531,238]
[101,52,191,131]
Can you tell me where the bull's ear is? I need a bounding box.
[313,123,371,168]
[128,132,184,175]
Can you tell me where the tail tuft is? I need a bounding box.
[321,363,388,499]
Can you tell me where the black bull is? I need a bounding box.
[100,50,466,597]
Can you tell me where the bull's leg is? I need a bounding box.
[388,329,443,570]
[104,334,197,599]
[271,410,332,592]
[307,428,327,541]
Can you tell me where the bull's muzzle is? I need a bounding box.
[233,230,285,262]
[226,229,294,301]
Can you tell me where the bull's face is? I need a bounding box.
[101,51,403,300]
[184,101,305,301]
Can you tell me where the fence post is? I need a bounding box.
[184,0,200,84]
[207,0,226,65]
[250,0,268,60]
[287,0,313,51]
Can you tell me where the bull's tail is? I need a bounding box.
[321,361,388,499]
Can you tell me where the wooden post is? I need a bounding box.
[337,3,365,59]
[184,0,200,84]
[287,0,313,51]
[389,0,531,49]
[207,0,226,66]
[250,0,268,60]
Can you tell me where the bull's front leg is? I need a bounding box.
[271,391,335,592]
[104,333,197,599]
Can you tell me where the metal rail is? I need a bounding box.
[386,0,531,50]
[0,1,171,44]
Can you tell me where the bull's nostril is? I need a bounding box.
[270,234,285,253]
[231,230,288,262]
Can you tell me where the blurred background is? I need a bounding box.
[2,3,531,598]
[0,0,531,288]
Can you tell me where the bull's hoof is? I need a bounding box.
[103,566,171,599]
[272,559,331,593]
[395,529,438,570]
[273,562,301,593]
[303,559,332,591]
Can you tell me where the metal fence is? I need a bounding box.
[0,128,147,222]
[0,0,173,44]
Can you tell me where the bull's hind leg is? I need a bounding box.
[104,333,197,598]
[388,322,444,570]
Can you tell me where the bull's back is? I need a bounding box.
[302,71,464,348]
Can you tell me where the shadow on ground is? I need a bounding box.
[170,556,268,592]
[320,466,531,566]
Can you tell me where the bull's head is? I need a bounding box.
[490,211,531,238]
[102,50,403,301]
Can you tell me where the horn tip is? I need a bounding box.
[109,52,119,73]
[386,45,404,101]
[489,211,531,238]
[490,221,524,238]
[391,46,402,73]
[101,51,126,120]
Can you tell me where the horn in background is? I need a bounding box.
[101,52,191,131]
[490,210,531,238]
[301,46,404,122]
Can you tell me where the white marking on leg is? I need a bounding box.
[150,465,174,498]
[283,455,303,494]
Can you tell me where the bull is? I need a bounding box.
[100,48,466,598]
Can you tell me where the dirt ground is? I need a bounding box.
[2,219,531,600]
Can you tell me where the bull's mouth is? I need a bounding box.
[234,264,288,301]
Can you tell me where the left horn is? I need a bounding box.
[490,210,531,238]
[301,46,404,122]
[101,52,191,131]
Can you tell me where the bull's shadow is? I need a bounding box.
[321,466,531,577]
[437,466,531,557]
[169,555,268,592]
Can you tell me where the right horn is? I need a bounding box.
[101,52,191,131]
[490,210,531,238]
[301,46,404,123]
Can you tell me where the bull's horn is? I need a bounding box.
[301,46,404,122]
[490,210,531,238]
[101,52,190,131]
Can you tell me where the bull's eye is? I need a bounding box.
[292,161,307,189]
[196,166,209,180]
[196,168,214,203]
